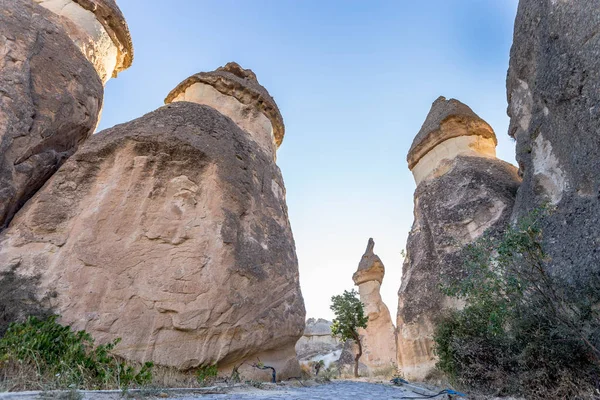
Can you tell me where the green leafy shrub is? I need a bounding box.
[0,315,153,391]
[434,208,600,398]
[330,289,368,377]
[195,364,218,386]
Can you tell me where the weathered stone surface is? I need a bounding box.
[166,62,284,159]
[352,239,397,373]
[295,318,342,368]
[0,0,134,230]
[397,98,520,380]
[34,0,134,83]
[507,0,600,280]
[408,98,498,186]
[0,0,104,229]
[0,99,305,379]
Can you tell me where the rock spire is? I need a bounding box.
[397,98,520,380]
[352,239,397,373]
[0,63,305,381]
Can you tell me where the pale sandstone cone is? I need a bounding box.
[397,97,520,380]
[0,63,305,381]
[352,239,397,374]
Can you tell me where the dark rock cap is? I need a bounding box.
[165,62,285,147]
[353,238,385,285]
[73,0,133,74]
[407,96,497,170]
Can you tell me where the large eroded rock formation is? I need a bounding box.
[0,0,133,229]
[397,97,521,380]
[0,63,305,380]
[352,239,397,372]
[507,0,600,279]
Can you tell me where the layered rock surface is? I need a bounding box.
[295,318,342,368]
[0,64,305,380]
[352,239,397,372]
[397,98,521,380]
[507,0,600,279]
[0,0,132,229]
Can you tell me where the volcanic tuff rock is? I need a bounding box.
[295,318,342,367]
[166,62,283,160]
[507,0,600,279]
[397,98,521,380]
[352,239,397,372]
[0,0,132,229]
[0,64,305,380]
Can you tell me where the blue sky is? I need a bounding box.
[99,0,520,321]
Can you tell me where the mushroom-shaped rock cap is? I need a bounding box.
[73,0,133,74]
[407,96,497,170]
[165,62,285,147]
[353,238,385,285]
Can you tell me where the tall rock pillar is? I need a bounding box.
[397,97,521,380]
[352,238,397,373]
[0,62,305,381]
[0,0,133,228]
[507,0,600,280]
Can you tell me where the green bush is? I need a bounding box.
[434,208,600,398]
[0,315,153,391]
[195,364,218,386]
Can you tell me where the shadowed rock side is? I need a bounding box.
[507,0,600,280]
[0,0,133,230]
[0,0,102,229]
[397,98,520,380]
[352,239,397,373]
[0,102,305,380]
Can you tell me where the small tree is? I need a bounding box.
[330,289,368,377]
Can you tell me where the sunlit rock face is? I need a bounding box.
[352,239,397,373]
[296,318,343,368]
[0,65,305,380]
[166,62,284,161]
[33,0,133,83]
[0,0,132,229]
[397,97,521,380]
[507,0,600,280]
[408,97,498,186]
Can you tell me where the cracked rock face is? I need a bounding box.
[0,0,104,229]
[0,100,305,380]
[0,0,133,230]
[352,239,397,372]
[507,0,600,280]
[397,99,520,380]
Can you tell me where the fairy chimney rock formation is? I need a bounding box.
[352,239,397,372]
[165,62,283,160]
[397,97,520,380]
[409,96,497,185]
[0,0,133,229]
[33,0,133,83]
[0,63,305,381]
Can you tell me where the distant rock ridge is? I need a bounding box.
[295,318,342,368]
[397,98,520,380]
[352,239,397,372]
